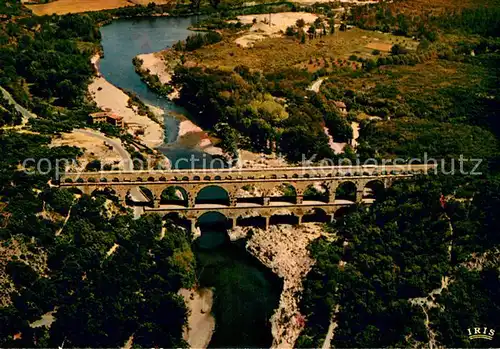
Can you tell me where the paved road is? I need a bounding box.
[0,86,37,125]
[307,78,326,93]
[73,129,149,216]
[74,128,132,170]
[306,80,361,149]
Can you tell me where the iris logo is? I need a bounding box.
[467,327,495,340]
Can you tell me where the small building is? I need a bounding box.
[334,101,347,115]
[90,112,124,128]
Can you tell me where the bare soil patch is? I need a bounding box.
[365,42,393,52]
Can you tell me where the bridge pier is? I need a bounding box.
[297,195,303,204]
[230,197,237,207]
[298,215,302,224]
[328,192,336,203]
[265,216,270,230]
[189,219,197,235]
[356,190,364,203]
[263,197,270,206]
[153,199,160,208]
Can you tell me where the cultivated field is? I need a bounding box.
[26,0,172,15]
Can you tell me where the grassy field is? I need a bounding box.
[26,0,172,15]
[185,28,417,72]
[387,0,500,15]
[322,59,486,98]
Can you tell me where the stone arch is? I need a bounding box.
[136,177,143,182]
[160,186,189,207]
[303,182,329,203]
[147,176,155,182]
[302,208,330,223]
[204,176,211,181]
[268,183,297,204]
[269,211,300,226]
[112,177,120,182]
[196,185,230,206]
[196,211,232,231]
[236,184,265,206]
[363,180,385,200]
[90,187,124,202]
[66,187,83,197]
[196,212,231,248]
[335,181,357,202]
[236,214,267,229]
[163,212,190,229]
[193,176,201,181]
[333,206,351,220]
[64,178,73,183]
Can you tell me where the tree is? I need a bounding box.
[285,26,295,36]
[296,18,306,28]
[208,0,220,8]
[329,18,335,34]
[307,25,316,39]
[391,44,408,55]
[190,0,201,9]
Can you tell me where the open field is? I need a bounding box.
[379,0,500,16]
[235,12,317,47]
[26,0,172,15]
[321,59,486,98]
[187,27,417,72]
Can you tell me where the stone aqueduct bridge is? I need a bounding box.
[58,165,434,230]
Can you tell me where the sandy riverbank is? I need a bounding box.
[179,288,215,348]
[137,52,172,84]
[89,54,164,148]
[134,54,224,155]
[229,223,332,348]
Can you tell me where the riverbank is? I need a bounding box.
[89,54,165,148]
[133,53,225,156]
[179,288,215,348]
[229,223,330,348]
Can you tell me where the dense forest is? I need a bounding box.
[293,3,500,348]
[297,176,500,348]
[0,1,196,347]
[173,65,352,161]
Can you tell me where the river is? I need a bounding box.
[98,16,282,348]
[99,16,218,167]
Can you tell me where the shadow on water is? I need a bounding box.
[194,213,283,348]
